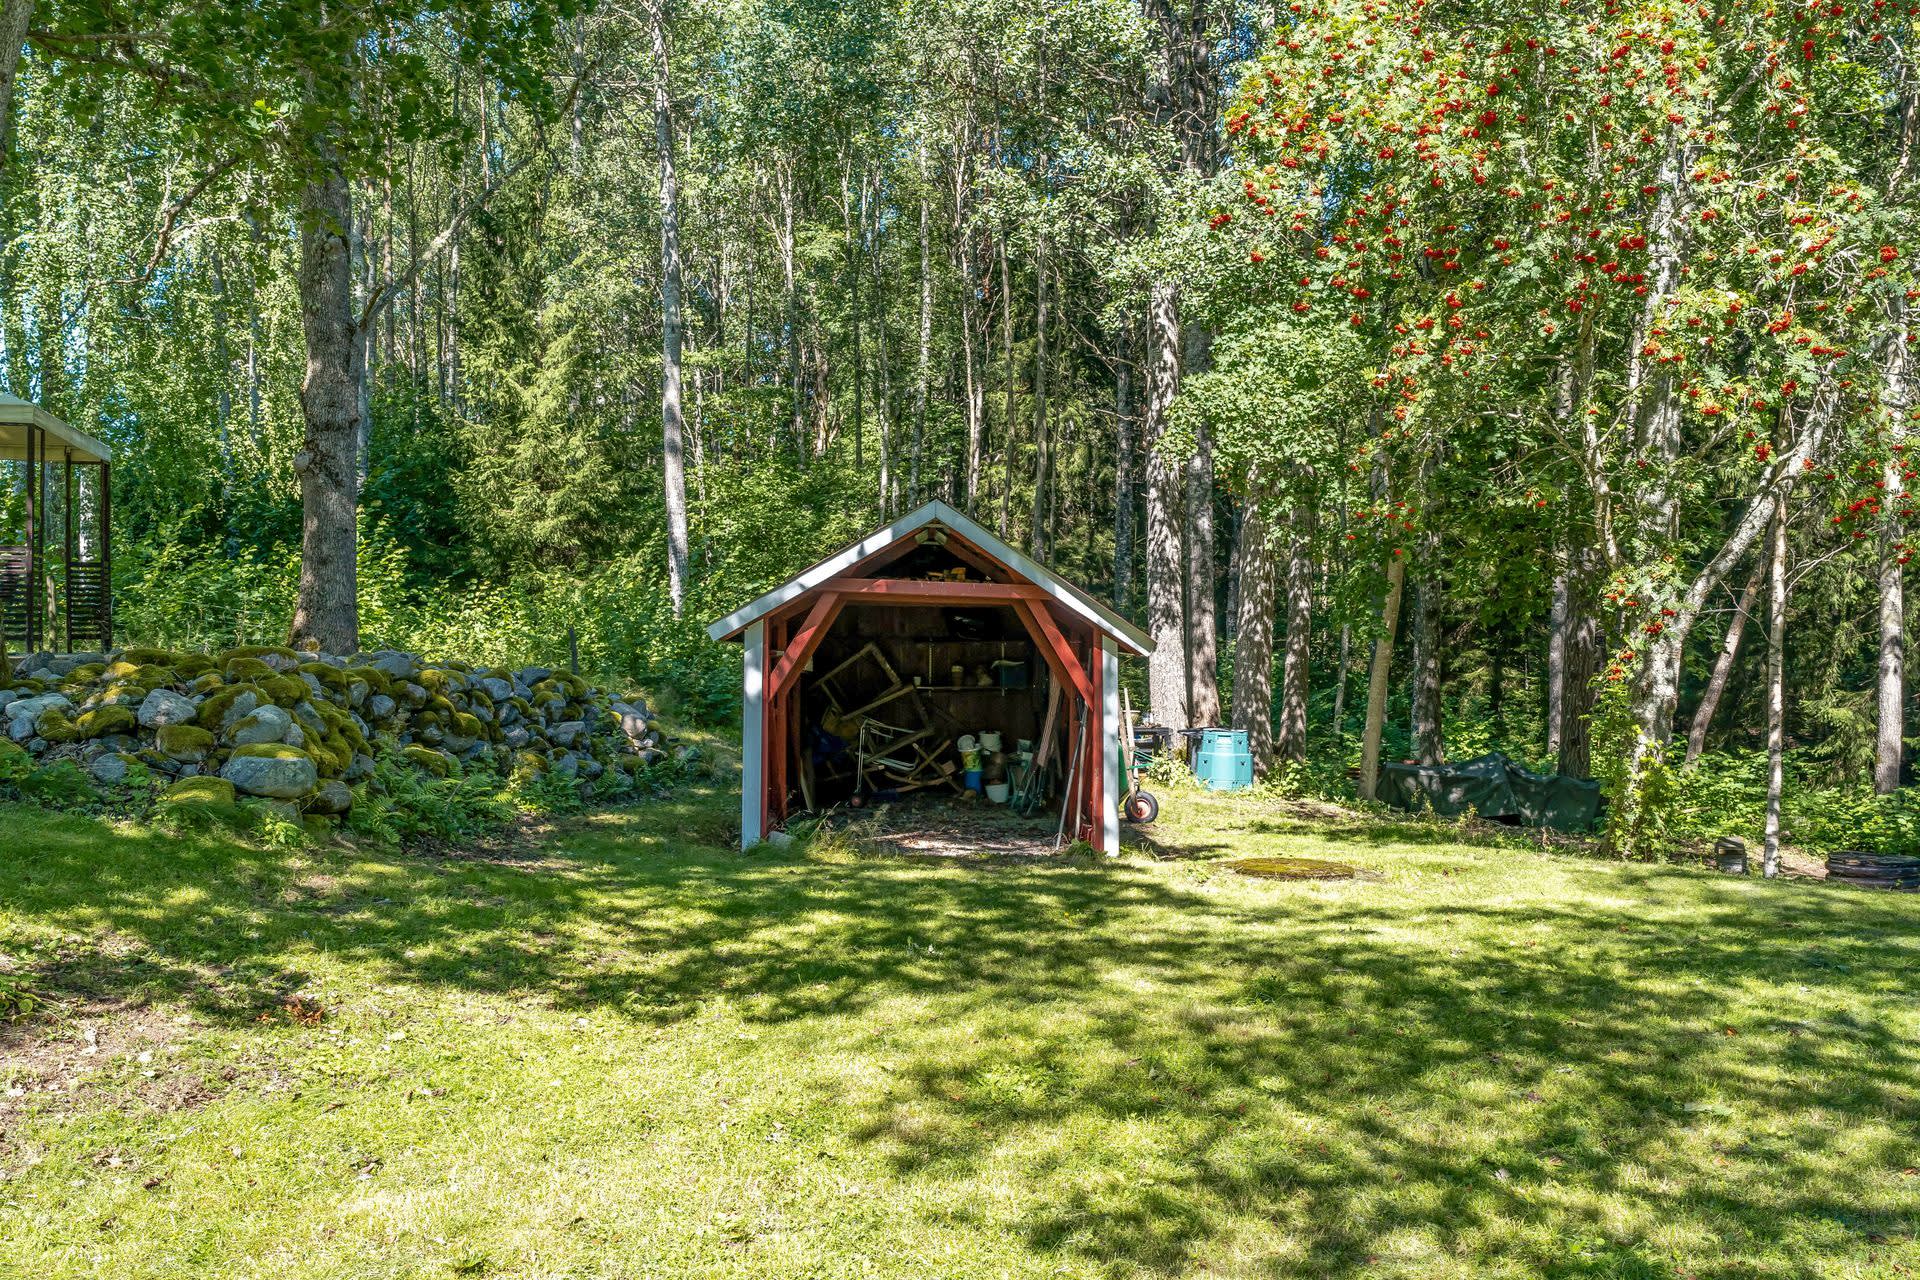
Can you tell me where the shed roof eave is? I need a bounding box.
[704,499,1152,655]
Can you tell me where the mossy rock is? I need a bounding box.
[230,742,310,762]
[197,683,263,730]
[451,712,484,740]
[37,705,136,742]
[5,677,48,694]
[417,668,452,694]
[298,662,349,692]
[427,694,455,718]
[402,745,454,778]
[101,660,144,682]
[60,663,107,687]
[512,750,548,778]
[156,723,216,762]
[191,671,225,695]
[308,733,354,777]
[219,645,298,664]
[116,647,180,667]
[258,674,309,707]
[506,697,533,716]
[174,653,218,678]
[342,665,391,695]
[157,775,240,824]
[223,656,277,683]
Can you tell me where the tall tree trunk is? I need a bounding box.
[1876,292,1912,792]
[777,164,802,457]
[1408,572,1444,765]
[1276,494,1314,764]
[996,234,1016,537]
[1546,569,1568,759]
[1762,501,1788,879]
[1685,556,1764,766]
[0,0,33,166]
[1358,554,1407,802]
[1231,487,1276,772]
[1029,232,1051,558]
[651,0,691,616]
[1559,547,1600,778]
[1332,623,1350,739]
[1144,280,1188,730]
[291,167,364,655]
[1184,332,1220,726]
[911,157,931,507]
[1113,316,1136,610]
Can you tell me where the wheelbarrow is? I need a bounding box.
[1121,718,1163,824]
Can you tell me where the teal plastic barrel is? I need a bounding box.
[1193,729,1253,791]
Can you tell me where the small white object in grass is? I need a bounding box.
[387,1030,406,1042]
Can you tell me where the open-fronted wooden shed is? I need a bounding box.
[707,500,1151,853]
[1,394,112,654]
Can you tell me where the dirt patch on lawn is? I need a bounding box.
[0,938,266,1169]
[810,799,1087,860]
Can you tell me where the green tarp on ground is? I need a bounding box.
[1378,751,1603,833]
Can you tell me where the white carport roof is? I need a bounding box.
[706,499,1152,656]
[0,393,111,463]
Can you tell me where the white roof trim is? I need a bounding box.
[705,499,1153,655]
[0,394,112,463]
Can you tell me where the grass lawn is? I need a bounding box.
[1,786,1917,1279]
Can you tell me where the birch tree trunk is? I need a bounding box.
[1546,570,1568,759]
[1184,328,1220,725]
[1358,555,1406,802]
[1684,556,1764,766]
[1231,489,1276,772]
[1113,316,1136,608]
[1276,494,1313,764]
[1876,291,1912,792]
[291,166,365,655]
[651,0,691,615]
[1029,232,1051,558]
[1762,502,1787,879]
[1144,279,1189,730]
[911,151,931,507]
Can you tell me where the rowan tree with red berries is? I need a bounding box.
[1207,0,1914,851]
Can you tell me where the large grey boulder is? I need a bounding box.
[551,720,587,749]
[479,676,514,704]
[137,688,198,729]
[227,704,294,747]
[367,693,398,723]
[221,751,318,799]
[9,694,72,723]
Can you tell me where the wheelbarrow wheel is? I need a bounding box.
[1124,789,1159,825]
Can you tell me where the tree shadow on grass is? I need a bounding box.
[3,793,1918,1276]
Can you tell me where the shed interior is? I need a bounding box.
[781,540,1072,815]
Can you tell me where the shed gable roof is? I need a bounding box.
[705,499,1152,655]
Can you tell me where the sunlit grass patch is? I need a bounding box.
[0,789,1915,1278]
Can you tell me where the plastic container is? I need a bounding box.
[985,781,1010,804]
[1192,728,1253,792]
